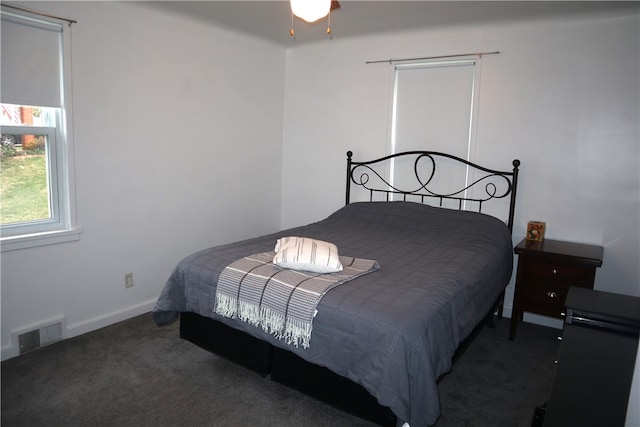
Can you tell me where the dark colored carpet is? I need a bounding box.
[1,314,559,427]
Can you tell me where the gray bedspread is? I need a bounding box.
[153,201,513,427]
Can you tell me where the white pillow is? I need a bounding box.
[273,236,343,273]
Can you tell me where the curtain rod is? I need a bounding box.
[1,3,77,25]
[366,51,499,65]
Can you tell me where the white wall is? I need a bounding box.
[281,12,640,301]
[1,2,286,360]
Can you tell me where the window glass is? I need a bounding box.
[1,106,57,227]
[390,59,479,207]
[0,6,78,249]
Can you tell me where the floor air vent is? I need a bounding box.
[15,320,64,355]
[18,330,41,354]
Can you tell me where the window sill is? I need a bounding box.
[1,227,83,252]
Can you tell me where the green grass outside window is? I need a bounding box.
[0,155,50,224]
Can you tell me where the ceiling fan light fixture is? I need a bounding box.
[290,0,332,23]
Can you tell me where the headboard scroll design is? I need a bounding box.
[345,150,520,232]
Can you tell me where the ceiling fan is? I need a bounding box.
[290,0,341,37]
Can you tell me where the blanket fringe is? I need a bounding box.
[262,307,313,348]
[215,295,313,348]
[214,293,237,318]
[238,300,261,326]
[283,317,313,348]
[260,306,286,337]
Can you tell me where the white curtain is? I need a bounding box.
[390,59,477,205]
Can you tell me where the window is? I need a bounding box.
[389,58,481,207]
[1,6,79,251]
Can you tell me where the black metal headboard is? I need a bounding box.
[346,150,520,233]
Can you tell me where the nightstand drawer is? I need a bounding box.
[523,258,594,284]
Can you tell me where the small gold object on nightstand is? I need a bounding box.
[526,221,546,241]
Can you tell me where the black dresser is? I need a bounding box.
[540,287,640,427]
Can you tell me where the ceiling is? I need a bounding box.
[143,1,639,46]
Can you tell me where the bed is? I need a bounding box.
[153,150,520,427]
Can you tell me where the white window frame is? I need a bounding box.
[1,8,80,252]
[388,58,482,208]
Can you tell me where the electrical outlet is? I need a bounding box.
[125,273,134,288]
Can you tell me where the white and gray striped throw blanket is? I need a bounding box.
[214,251,379,348]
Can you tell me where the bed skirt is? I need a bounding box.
[179,311,397,426]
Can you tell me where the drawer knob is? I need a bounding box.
[552,269,558,274]
[547,291,558,299]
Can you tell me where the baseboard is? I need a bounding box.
[522,312,564,330]
[2,303,561,361]
[501,306,513,319]
[65,298,157,337]
[500,307,563,330]
[1,298,157,361]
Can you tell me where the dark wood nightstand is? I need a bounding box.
[509,238,604,340]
